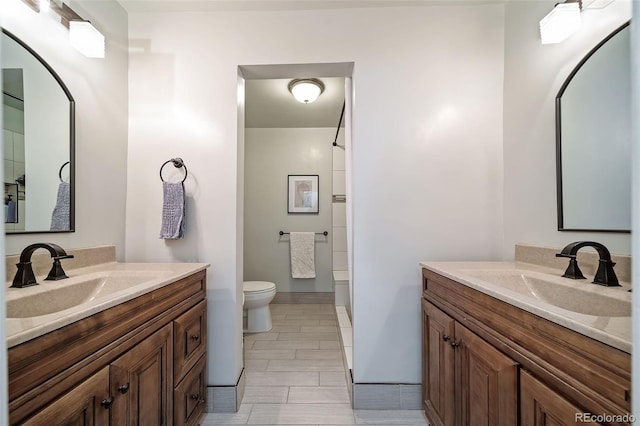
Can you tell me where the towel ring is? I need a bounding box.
[159,158,188,183]
[58,161,70,183]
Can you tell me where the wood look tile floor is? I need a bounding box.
[200,303,428,425]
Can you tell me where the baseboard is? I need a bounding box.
[272,292,335,304]
[206,368,246,413]
[352,383,422,410]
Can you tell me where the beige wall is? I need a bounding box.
[244,127,334,293]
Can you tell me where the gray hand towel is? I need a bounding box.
[160,181,185,239]
[50,182,70,230]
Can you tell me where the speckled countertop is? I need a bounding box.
[5,251,209,348]
[420,259,631,354]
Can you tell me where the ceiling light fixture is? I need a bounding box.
[288,79,325,104]
[540,0,582,44]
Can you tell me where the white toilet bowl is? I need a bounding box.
[243,281,276,333]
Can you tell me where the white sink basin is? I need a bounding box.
[460,270,630,317]
[6,270,172,318]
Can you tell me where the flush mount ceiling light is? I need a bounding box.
[288,79,325,104]
[69,21,105,58]
[540,0,582,44]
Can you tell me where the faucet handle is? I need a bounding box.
[45,256,73,281]
[53,254,74,260]
[559,256,586,280]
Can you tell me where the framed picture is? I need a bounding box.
[288,175,319,214]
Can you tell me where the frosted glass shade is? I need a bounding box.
[69,21,105,58]
[289,79,324,104]
[539,3,582,44]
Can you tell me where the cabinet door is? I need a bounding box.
[423,300,456,426]
[455,323,518,426]
[521,370,583,426]
[174,355,207,426]
[110,324,174,426]
[174,300,207,383]
[23,367,110,426]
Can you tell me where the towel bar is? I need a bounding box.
[279,231,328,236]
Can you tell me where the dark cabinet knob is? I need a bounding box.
[101,398,113,409]
[118,383,130,394]
[442,335,450,342]
[191,394,200,400]
[450,341,460,348]
[191,335,200,341]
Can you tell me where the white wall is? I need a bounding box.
[503,0,632,257]
[244,127,334,293]
[2,0,129,257]
[127,4,505,386]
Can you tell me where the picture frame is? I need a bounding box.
[288,175,319,214]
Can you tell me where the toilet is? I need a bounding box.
[243,281,276,333]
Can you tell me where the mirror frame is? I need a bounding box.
[2,28,75,234]
[555,21,630,234]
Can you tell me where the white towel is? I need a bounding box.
[290,232,316,279]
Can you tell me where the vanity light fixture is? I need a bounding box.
[38,0,50,13]
[288,79,325,104]
[540,0,583,44]
[582,0,615,8]
[69,21,105,58]
[18,0,106,58]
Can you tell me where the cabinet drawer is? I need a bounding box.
[174,300,207,382]
[174,355,207,426]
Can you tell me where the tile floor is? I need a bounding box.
[200,303,428,425]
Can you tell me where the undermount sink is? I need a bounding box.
[6,270,172,318]
[460,270,630,317]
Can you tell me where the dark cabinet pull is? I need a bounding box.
[191,394,200,400]
[101,398,113,409]
[442,335,450,342]
[118,383,130,394]
[450,341,460,348]
[191,335,200,341]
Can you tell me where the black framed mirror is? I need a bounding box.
[1,28,75,233]
[556,22,630,233]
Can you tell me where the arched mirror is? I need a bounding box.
[556,22,630,233]
[1,28,74,233]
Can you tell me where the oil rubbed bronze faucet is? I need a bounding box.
[556,241,619,287]
[11,243,74,288]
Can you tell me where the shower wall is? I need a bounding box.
[244,127,333,293]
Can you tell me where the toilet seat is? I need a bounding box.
[244,281,276,294]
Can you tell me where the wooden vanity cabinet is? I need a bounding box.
[521,370,583,426]
[8,270,207,426]
[422,300,518,426]
[422,268,632,426]
[22,367,111,426]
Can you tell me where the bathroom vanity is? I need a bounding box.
[421,254,631,426]
[5,250,209,426]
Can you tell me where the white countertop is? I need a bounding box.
[420,261,631,354]
[6,261,209,348]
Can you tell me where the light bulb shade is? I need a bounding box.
[69,21,105,58]
[582,0,614,8]
[540,2,582,44]
[288,79,325,104]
